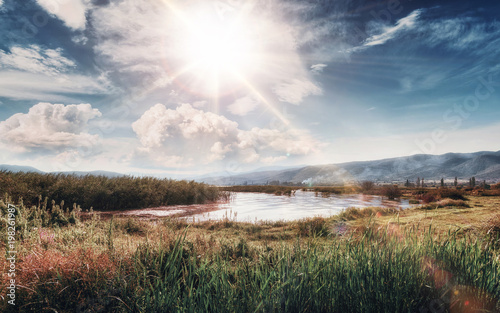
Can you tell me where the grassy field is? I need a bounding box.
[1,187,499,312]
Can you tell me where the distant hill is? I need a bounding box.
[0,165,124,178]
[200,151,500,185]
[3,150,500,185]
[57,170,126,178]
[0,164,43,173]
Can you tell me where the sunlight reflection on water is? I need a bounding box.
[189,190,413,222]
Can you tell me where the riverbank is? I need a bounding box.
[1,194,499,312]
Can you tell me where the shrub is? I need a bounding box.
[437,188,466,200]
[360,181,375,193]
[382,185,402,200]
[420,193,436,204]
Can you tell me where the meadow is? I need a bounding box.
[0,175,499,312]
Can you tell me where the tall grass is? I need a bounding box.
[0,171,228,210]
[1,196,499,312]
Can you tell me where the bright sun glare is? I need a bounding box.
[169,4,261,95]
[164,2,289,124]
[184,15,255,74]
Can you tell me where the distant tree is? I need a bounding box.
[441,178,444,188]
[360,181,375,193]
[416,177,421,188]
[405,179,410,187]
[472,177,476,188]
[454,177,458,188]
[422,178,425,188]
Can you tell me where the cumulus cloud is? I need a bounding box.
[36,0,89,30]
[0,102,102,152]
[227,96,260,116]
[132,103,322,167]
[273,79,322,105]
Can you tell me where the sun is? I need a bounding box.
[168,4,262,96]
[184,14,255,74]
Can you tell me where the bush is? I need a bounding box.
[360,181,375,193]
[420,193,436,204]
[382,185,402,200]
[437,188,466,200]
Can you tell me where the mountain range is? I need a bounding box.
[0,165,124,178]
[2,150,500,185]
[199,150,500,185]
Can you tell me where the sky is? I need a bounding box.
[0,0,499,177]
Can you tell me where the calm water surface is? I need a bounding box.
[187,190,414,222]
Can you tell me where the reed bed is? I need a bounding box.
[1,195,499,312]
[0,171,228,211]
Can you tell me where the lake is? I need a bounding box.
[186,190,414,222]
[101,190,415,222]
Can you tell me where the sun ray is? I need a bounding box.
[231,72,290,126]
[154,0,293,125]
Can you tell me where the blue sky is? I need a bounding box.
[0,0,499,176]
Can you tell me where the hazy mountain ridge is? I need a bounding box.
[0,165,124,178]
[2,150,500,184]
[201,151,500,185]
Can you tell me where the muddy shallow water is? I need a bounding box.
[93,190,415,222]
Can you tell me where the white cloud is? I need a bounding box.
[36,0,89,30]
[90,0,322,104]
[238,127,321,156]
[0,45,75,75]
[0,102,102,152]
[355,9,500,56]
[72,34,88,45]
[423,18,500,54]
[364,9,422,47]
[227,96,259,116]
[0,71,110,101]
[310,63,327,74]
[0,45,112,101]
[132,103,323,167]
[131,103,240,167]
[273,79,322,105]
